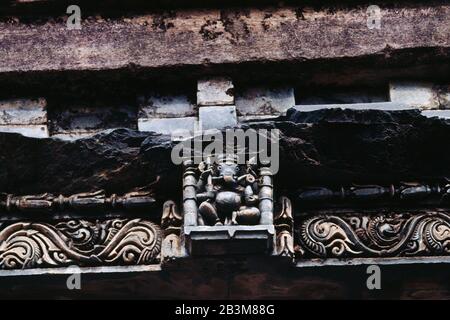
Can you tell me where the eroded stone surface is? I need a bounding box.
[197,78,234,106]
[236,87,294,116]
[138,94,195,118]
[0,109,449,198]
[389,82,439,109]
[138,117,196,135]
[0,128,177,197]
[0,5,448,76]
[0,98,47,125]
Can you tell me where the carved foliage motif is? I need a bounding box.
[0,218,162,269]
[297,212,450,258]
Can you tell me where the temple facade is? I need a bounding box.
[0,0,449,299]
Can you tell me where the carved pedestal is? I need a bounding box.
[185,225,275,255]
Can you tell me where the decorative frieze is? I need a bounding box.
[296,211,450,259]
[0,218,162,270]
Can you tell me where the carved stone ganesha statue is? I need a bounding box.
[183,154,273,227]
[196,154,261,226]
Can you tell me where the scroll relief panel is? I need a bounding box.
[0,190,163,270]
[295,182,450,260]
[0,218,162,270]
[296,211,450,259]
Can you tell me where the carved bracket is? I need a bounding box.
[161,200,186,261]
[273,196,296,259]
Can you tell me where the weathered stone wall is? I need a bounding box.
[0,0,449,299]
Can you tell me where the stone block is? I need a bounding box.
[389,81,439,109]
[138,94,195,118]
[236,87,295,116]
[197,78,234,106]
[198,106,237,130]
[49,105,136,134]
[0,98,47,125]
[138,117,197,135]
[0,124,49,138]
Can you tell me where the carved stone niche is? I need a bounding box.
[182,154,275,255]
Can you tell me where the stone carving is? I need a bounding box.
[161,200,185,261]
[273,197,296,258]
[297,182,450,204]
[182,154,274,255]
[161,200,183,233]
[191,154,273,226]
[0,190,156,213]
[297,211,450,258]
[0,218,162,269]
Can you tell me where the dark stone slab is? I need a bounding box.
[0,128,178,199]
[0,109,449,203]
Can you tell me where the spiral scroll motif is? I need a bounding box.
[0,219,162,270]
[298,212,450,258]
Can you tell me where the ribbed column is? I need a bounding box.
[258,167,273,225]
[182,159,198,226]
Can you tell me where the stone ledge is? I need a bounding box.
[0,264,161,277]
[138,116,197,135]
[185,225,275,256]
[421,110,450,119]
[296,256,450,268]
[292,102,412,112]
[0,124,49,138]
[0,98,47,125]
